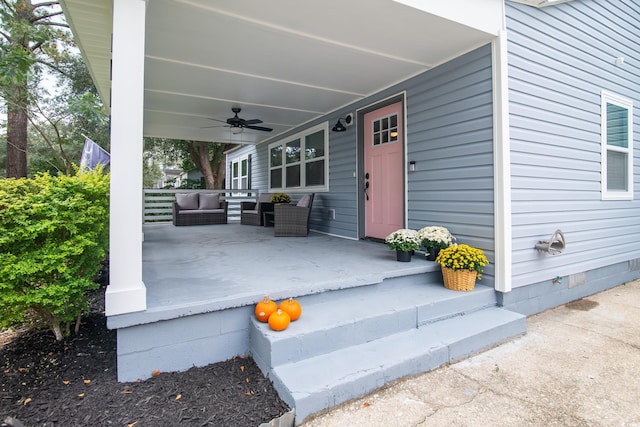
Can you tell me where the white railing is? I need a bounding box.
[143,188,260,223]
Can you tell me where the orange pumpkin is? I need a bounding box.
[268,309,291,331]
[278,298,302,321]
[255,296,277,323]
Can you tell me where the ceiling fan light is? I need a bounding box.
[231,126,243,134]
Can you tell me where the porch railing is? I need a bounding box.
[143,189,260,223]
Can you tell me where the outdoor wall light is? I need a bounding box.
[332,113,353,132]
[332,120,347,132]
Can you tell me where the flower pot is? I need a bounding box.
[396,250,413,262]
[441,267,477,291]
[425,247,439,261]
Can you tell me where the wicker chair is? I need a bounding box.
[274,193,315,237]
[240,193,274,226]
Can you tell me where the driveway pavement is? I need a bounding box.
[301,279,640,427]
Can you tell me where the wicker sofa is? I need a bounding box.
[172,192,228,226]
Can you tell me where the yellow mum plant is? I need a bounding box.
[435,244,489,279]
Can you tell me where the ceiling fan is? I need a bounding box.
[207,107,273,134]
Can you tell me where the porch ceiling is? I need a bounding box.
[61,0,502,145]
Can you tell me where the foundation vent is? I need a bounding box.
[568,272,586,289]
[629,258,640,272]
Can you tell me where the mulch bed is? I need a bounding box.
[0,287,290,427]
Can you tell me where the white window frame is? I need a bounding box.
[268,122,329,192]
[601,91,634,200]
[231,155,248,192]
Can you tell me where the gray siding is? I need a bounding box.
[507,1,640,288]
[406,46,495,286]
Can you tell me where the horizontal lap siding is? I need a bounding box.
[407,45,496,286]
[507,0,640,288]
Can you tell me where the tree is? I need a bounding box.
[28,85,109,175]
[144,138,234,189]
[0,0,72,178]
[183,140,231,189]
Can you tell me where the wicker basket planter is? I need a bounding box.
[441,267,477,291]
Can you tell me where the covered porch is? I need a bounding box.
[113,224,439,327]
[107,224,525,424]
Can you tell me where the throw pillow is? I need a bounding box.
[176,193,198,210]
[199,193,220,210]
[297,195,311,208]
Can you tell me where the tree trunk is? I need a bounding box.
[5,90,29,178]
[198,142,216,189]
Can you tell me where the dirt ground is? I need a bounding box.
[0,287,290,427]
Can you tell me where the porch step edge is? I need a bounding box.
[268,307,526,424]
[251,280,496,369]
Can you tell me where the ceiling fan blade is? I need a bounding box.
[208,118,228,124]
[245,125,273,132]
[201,125,229,129]
[242,119,263,125]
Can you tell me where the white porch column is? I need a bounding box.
[492,26,513,293]
[106,0,147,316]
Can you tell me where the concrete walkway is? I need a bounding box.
[301,280,640,427]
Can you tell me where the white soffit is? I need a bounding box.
[392,0,504,35]
[62,0,500,145]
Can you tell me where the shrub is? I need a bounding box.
[0,168,110,341]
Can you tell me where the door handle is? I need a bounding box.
[364,181,370,201]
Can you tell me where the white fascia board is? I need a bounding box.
[509,0,575,7]
[392,0,503,35]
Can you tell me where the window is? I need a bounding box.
[601,91,633,200]
[231,156,248,191]
[269,123,329,191]
[372,113,399,146]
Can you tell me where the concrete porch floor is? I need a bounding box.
[110,223,442,327]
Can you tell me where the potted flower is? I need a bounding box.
[435,244,489,291]
[417,226,455,261]
[270,193,292,204]
[385,229,420,262]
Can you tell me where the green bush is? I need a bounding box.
[0,168,110,341]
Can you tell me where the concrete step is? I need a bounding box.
[270,306,526,424]
[250,275,497,372]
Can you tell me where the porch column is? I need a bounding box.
[492,26,513,293]
[106,0,147,316]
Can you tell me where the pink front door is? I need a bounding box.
[363,102,404,240]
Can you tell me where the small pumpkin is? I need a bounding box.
[268,309,291,331]
[255,296,277,323]
[279,298,302,321]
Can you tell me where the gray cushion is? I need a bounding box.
[193,209,225,214]
[176,193,198,210]
[180,208,225,215]
[199,193,220,209]
[297,194,311,208]
[257,193,273,203]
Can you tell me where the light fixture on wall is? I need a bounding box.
[332,113,353,132]
[332,120,347,132]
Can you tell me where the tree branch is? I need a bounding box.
[35,21,69,29]
[32,1,61,8]
[32,10,65,23]
[0,29,13,44]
